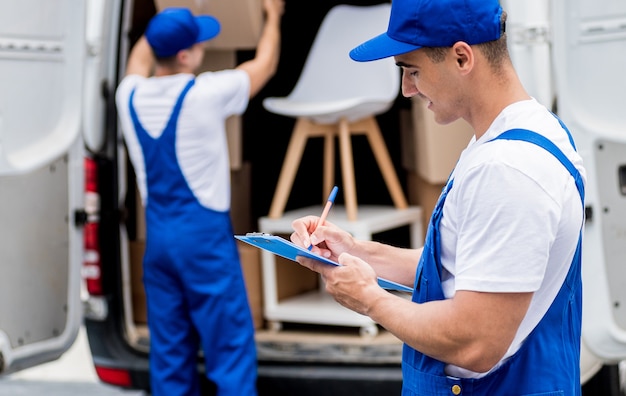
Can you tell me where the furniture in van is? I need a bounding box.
[262,3,407,221]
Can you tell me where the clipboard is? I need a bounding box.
[235,233,413,293]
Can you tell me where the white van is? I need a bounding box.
[0,0,625,394]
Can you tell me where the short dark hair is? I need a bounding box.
[422,11,509,70]
[475,11,509,69]
[153,52,178,67]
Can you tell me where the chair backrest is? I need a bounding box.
[286,3,399,104]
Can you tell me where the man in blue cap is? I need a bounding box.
[289,0,586,394]
[115,1,283,395]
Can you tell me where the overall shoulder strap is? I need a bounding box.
[128,78,196,135]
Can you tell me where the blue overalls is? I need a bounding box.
[129,79,257,396]
[402,128,585,395]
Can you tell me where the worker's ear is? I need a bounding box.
[451,41,474,74]
[176,48,192,67]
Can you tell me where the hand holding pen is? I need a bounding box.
[308,185,338,250]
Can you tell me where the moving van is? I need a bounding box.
[0,0,625,395]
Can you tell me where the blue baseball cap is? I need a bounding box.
[145,7,221,58]
[350,0,503,62]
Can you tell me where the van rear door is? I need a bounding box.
[551,0,626,362]
[0,0,89,374]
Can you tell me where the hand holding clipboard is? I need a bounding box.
[235,233,412,293]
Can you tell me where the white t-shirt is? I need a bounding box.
[440,99,586,378]
[115,70,250,212]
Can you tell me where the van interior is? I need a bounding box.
[119,0,430,362]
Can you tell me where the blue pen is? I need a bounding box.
[308,186,339,250]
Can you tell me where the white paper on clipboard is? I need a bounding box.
[235,233,413,293]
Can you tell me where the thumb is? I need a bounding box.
[337,252,359,267]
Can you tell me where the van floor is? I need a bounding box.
[132,322,403,364]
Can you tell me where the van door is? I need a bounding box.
[551,0,626,362]
[0,0,91,374]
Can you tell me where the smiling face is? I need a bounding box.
[393,34,529,139]
[395,46,469,126]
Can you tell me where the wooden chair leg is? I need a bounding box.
[338,118,358,221]
[269,115,406,221]
[268,118,312,219]
[363,117,408,209]
[322,130,335,203]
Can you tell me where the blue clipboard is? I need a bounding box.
[235,233,413,293]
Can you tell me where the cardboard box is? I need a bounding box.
[129,241,147,323]
[135,184,146,240]
[237,241,264,329]
[202,0,262,51]
[230,161,253,235]
[198,49,237,72]
[225,115,242,171]
[405,98,474,184]
[275,256,319,301]
[259,233,319,301]
[154,0,262,50]
[406,170,445,238]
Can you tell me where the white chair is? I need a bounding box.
[263,3,407,221]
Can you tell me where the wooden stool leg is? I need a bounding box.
[338,118,358,221]
[268,118,312,218]
[363,117,409,209]
[322,130,335,202]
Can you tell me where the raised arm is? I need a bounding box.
[293,217,532,372]
[124,36,155,77]
[236,0,284,98]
